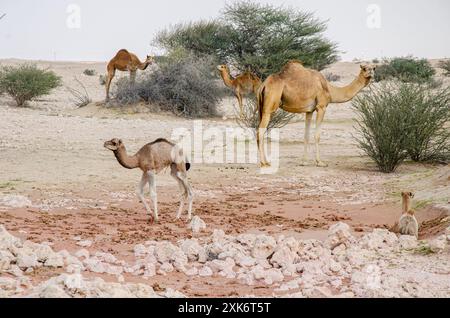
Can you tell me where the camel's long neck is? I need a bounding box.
[219,70,235,88]
[114,147,139,169]
[328,75,369,103]
[138,61,151,71]
[402,196,410,214]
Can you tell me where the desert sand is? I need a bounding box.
[0,59,449,297]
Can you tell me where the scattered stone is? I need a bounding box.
[188,216,206,234]
[198,266,213,277]
[77,240,92,248]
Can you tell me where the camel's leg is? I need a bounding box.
[130,70,136,85]
[137,173,153,220]
[147,171,158,222]
[235,88,244,117]
[314,107,328,167]
[105,67,115,102]
[257,112,272,167]
[300,112,313,166]
[179,173,194,220]
[171,164,186,220]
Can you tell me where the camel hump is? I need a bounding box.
[117,49,129,54]
[149,138,175,146]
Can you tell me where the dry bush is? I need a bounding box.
[66,77,91,108]
[113,55,222,117]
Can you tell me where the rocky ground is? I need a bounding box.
[0,59,449,297]
[1,221,449,298]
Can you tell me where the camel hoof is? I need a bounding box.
[299,161,309,166]
[260,162,271,168]
[316,161,328,167]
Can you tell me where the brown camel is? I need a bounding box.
[105,49,154,102]
[104,138,193,222]
[257,61,375,167]
[217,65,262,116]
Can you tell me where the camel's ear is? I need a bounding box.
[118,139,123,145]
[360,65,367,71]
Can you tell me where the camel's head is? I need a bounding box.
[217,64,228,72]
[145,55,155,65]
[360,64,376,80]
[104,138,123,151]
[401,191,414,199]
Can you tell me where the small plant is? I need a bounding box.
[0,64,61,106]
[83,69,96,76]
[439,60,450,76]
[372,58,380,64]
[414,245,436,256]
[66,77,92,108]
[236,98,299,136]
[323,72,341,82]
[99,74,107,86]
[374,57,435,83]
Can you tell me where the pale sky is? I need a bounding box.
[1,0,449,62]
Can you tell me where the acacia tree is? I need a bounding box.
[155,1,339,78]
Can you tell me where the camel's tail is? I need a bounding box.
[257,84,266,123]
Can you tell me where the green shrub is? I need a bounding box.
[402,84,450,162]
[83,69,96,76]
[113,55,222,117]
[439,60,450,76]
[374,57,435,83]
[353,82,410,172]
[353,82,450,172]
[0,64,61,106]
[155,1,338,78]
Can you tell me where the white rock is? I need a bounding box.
[77,240,92,248]
[251,235,277,259]
[94,252,118,264]
[270,246,296,269]
[179,239,203,262]
[198,266,213,277]
[183,267,198,276]
[16,251,39,269]
[154,242,178,263]
[159,262,174,273]
[262,268,284,285]
[428,235,447,253]
[75,249,90,259]
[361,229,398,250]
[143,263,156,277]
[0,250,15,271]
[0,225,22,250]
[0,195,32,208]
[326,222,355,249]
[398,235,418,249]
[39,285,70,298]
[188,216,206,234]
[235,254,257,267]
[44,253,64,268]
[133,244,147,258]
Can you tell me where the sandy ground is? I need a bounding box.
[0,59,449,297]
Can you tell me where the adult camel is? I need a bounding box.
[257,61,375,167]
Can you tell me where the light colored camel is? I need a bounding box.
[398,191,419,238]
[104,138,193,222]
[105,49,154,102]
[256,61,375,167]
[217,65,262,116]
